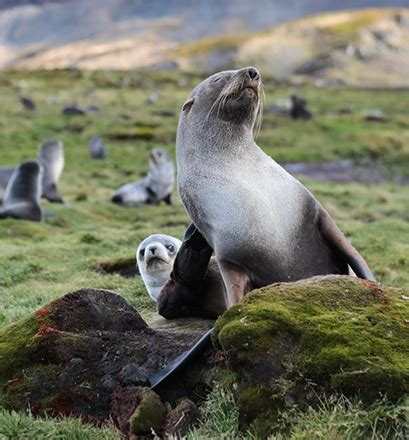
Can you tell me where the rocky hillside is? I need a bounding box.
[0,2,409,86]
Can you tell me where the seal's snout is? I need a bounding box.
[148,245,157,256]
[112,194,123,204]
[247,67,260,81]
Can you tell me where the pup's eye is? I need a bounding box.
[213,77,221,83]
[166,244,175,252]
[139,249,145,258]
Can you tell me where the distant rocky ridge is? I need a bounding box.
[1,1,409,86]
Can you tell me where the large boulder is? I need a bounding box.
[0,288,209,436]
[213,275,408,433]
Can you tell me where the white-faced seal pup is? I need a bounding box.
[38,139,65,203]
[112,148,175,206]
[136,234,182,302]
[136,226,226,320]
[0,160,42,221]
[88,136,107,159]
[176,66,374,308]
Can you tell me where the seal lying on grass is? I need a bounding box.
[112,149,175,207]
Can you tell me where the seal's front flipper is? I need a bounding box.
[318,210,375,281]
[173,224,213,286]
[163,193,172,205]
[149,328,213,391]
[217,259,251,306]
[43,184,64,204]
[157,223,223,319]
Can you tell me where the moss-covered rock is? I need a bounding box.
[214,275,409,430]
[129,387,167,437]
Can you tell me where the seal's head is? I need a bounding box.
[4,160,42,204]
[179,66,262,131]
[149,149,172,167]
[136,234,182,301]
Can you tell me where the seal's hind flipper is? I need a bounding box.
[149,328,213,391]
[318,210,375,281]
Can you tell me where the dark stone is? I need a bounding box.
[164,399,202,438]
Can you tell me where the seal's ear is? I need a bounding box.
[182,97,195,112]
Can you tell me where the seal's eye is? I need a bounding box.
[139,249,145,258]
[213,77,221,83]
[166,244,175,253]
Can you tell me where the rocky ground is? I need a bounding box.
[1,276,407,438]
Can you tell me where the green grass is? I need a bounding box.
[0,410,123,439]
[188,386,408,439]
[0,69,408,438]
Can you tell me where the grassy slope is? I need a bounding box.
[0,69,408,438]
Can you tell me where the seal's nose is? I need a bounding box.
[111,194,123,204]
[247,67,260,80]
[149,246,157,255]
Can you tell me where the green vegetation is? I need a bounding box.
[0,410,122,439]
[188,386,409,439]
[0,69,408,438]
[213,276,408,437]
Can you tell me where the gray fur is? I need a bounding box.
[0,160,42,221]
[177,67,374,289]
[0,167,15,194]
[112,148,175,206]
[37,139,65,203]
[88,136,107,159]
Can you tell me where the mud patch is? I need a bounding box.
[283,160,409,184]
[98,256,138,277]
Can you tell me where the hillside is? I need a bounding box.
[0,2,409,86]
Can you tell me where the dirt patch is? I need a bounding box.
[98,256,138,277]
[283,160,409,184]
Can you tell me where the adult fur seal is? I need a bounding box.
[112,148,175,206]
[0,160,42,221]
[150,67,374,391]
[176,66,374,307]
[37,139,65,203]
[136,234,182,301]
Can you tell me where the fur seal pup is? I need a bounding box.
[137,230,226,319]
[137,234,182,301]
[112,149,175,206]
[176,66,374,307]
[88,136,107,159]
[37,139,65,203]
[0,160,42,221]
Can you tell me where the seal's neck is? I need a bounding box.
[178,118,256,160]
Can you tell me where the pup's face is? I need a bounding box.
[149,149,172,167]
[136,234,182,301]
